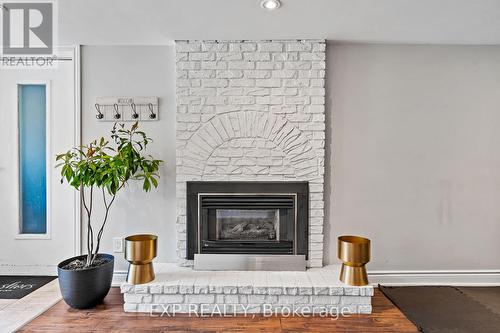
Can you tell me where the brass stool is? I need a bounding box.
[338,235,370,286]
[125,234,157,284]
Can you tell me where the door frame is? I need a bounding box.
[72,45,82,257]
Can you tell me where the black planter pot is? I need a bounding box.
[57,254,114,309]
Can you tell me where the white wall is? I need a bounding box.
[81,44,500,275]
[325,44,500,271]
[81,46,177,272]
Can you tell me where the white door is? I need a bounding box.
[0,47,80,272]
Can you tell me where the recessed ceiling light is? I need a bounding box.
[261,0,281,10]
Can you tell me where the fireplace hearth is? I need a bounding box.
[186,181,308,270]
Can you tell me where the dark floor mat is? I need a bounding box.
[0,276,56,299]
[380,285,500,333]
[458,287,500,316]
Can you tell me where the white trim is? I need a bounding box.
[0,264,56,275]
[112,267,500,287]
[112,270,128,286]
[15,80,52,240]
[73,45,82,256]
[15,233,51,240]
[368,270,500,286]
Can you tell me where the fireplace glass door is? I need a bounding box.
[186,182,309,259]
[198,194,296,255]
[216,209,280,241]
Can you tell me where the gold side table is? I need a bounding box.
[338,235,370,286]
[125,234,158,285]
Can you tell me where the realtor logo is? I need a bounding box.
[2,2,53,55]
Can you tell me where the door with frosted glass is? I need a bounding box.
[0,48,79,270]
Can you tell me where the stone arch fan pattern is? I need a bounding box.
[180,111,318,181]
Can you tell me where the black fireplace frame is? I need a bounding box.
[186,181,309,260]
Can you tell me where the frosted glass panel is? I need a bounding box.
[19,85,47,234]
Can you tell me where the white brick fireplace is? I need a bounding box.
[175,40,326,267]
[122,40,373,314]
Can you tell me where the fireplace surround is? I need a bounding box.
[187,181,308,265]
[176,40,326,267]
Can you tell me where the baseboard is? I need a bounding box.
[368,270,500,286]
[112,268,500,287]
[0,264,57,276]
[112,270,127,286]
[4,265,500,287]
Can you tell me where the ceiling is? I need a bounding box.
[58,0,500,45]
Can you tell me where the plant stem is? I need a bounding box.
[92,189,115,261]
[92,184,123,262]
[88,186,94,265]
[81,186,94,267]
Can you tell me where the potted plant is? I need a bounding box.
[55,122,162,309]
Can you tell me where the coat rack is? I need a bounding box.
[95,97,159,122]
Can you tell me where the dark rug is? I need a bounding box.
[380,285,500,333]
[0,276,57,299]
[459,287,500,317]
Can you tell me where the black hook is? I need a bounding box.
[148,103,156,119]
[95,103,104,119]
[113,104,121,119]
[131,103,139,119]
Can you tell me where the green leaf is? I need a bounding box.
[150,177,158,188]
[55,122,162,198]
[143,178,151,192]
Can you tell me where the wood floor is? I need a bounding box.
[19,288,417,332]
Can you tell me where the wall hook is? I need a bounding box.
[130,103,139,119]
[95,103,104,119]
[95,96,158,121]
[113,103,121,119]
[148,103,157,119]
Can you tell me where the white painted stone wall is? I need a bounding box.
[176,40,326,267]
[121,264,373,314]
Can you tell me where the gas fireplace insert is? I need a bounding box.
[186,181,309,261]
